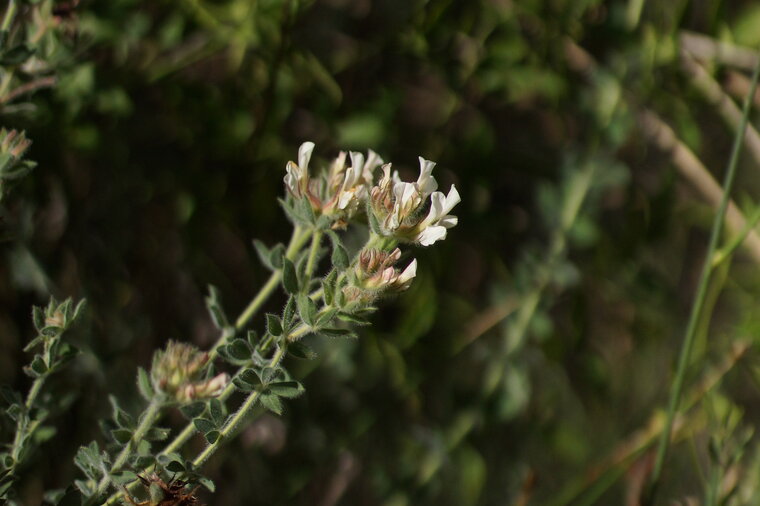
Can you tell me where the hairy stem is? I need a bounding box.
[303,230,323,287]
[210,225,311,358]
[93,399,163,502]
[8,375,44,474]
[191,345,287,468]
[103,226,313,505]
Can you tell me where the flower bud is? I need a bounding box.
[151,341,229,403]
[348,247,418,301]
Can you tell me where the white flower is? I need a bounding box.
[416,157,438,196]
[363,149,384,183]
[284,141,315,197]
[337,150,385,210]
[392,259,417,290]
[416,185,461,246]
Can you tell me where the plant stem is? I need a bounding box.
[303,230,323,287]
[191,345,288,468]
[1,0,16,32]
[8,375,44,474]
[210,225,311,358]
[647,58,760,501]
[103,226,313,505]
[93,398,163,501]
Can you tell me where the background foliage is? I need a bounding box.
[4,0,760,504]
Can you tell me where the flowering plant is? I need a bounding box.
[1,142,459,505]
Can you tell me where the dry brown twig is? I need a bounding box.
[679,31,759,71]
[679,50,760,168]
[564,38,760,264]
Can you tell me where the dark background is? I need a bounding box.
[4,0,760,504]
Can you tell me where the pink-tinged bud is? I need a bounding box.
[353,246,418,296]
[151,341,227,403]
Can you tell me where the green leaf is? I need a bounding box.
[259,393,283,415]
[321,270,337,306]
[295,196,316,224]
[336,312,371,326]
[144,427,170,441]
[288,341,317,360]
[204,430,221,444]
[205,285,229,329]
[246,330,257,348]
[239,368,261,385]
[269,244,286,269]
[59,299,73,325]
[266,314,283,337]
[111,471,138,486]
[180,402,206,419]
[32,306,45,332]
[111,428,133,445]
[327,230,349,269]
[22,335,44,352]
[268,381,305,399]
[1,453,13,470]
[40,326,61,338]
[165,459,186,473]
[28,355,48,377]
[197,476,215,492]
[110,396,134,428]
[260,366,279,384]
[297,294,317,326]
[227,339,252,361]
[316,328,358,339]
[316,307,339,327]
[282,257,298,294]
[208,399,224,425]
[193,418,216,434]
[232,378,254,392]
[252,239,273,270]
[73,299,87,321]
[282,296,296,330]
[137,367,154,401]
[232,369,260,392]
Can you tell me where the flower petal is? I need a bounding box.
[298,141,315,171]
[417,225,448,246]
[416,157,438,195]
[397,259,417,283]
[441,185,461,215]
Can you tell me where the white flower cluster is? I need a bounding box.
[284,142,460,246]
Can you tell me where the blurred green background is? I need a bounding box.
[5,0,760,504]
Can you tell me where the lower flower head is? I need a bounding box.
[151,341,229,403]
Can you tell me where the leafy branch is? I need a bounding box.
[0,297,86,501]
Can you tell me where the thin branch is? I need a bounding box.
[680,31,759,71]
[723,70,760,107]
[0,76,57,104]
[680,50,760,168]
[637,109,760,263]
[564,38,760,264]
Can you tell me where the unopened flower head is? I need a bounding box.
[352,247,418,293]
[151,341,230,403]
[369,157,460,246]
